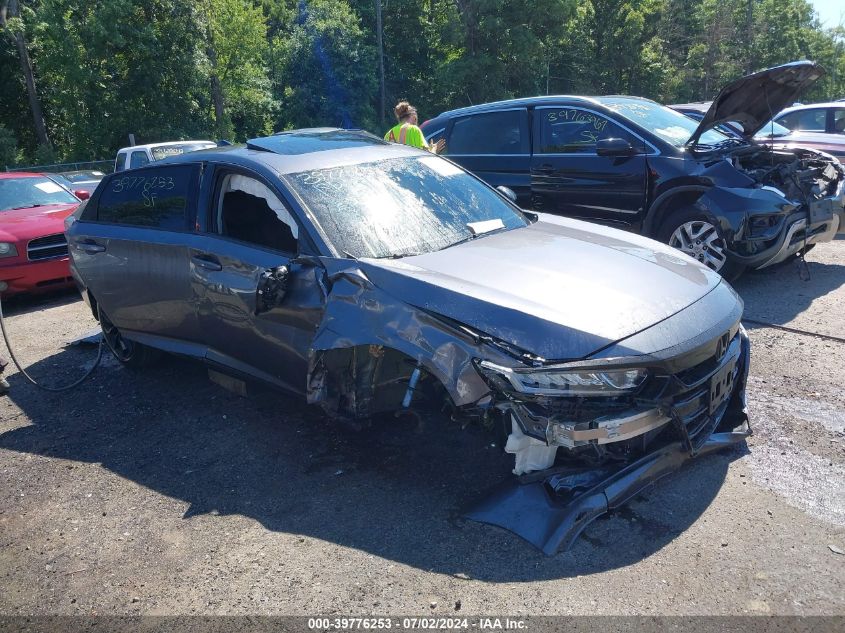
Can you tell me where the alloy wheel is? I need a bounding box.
[668,220,728,272]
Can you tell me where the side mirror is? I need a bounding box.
[496,186,518,203]
[256,264,289,314]
[73,189,91,200]
[596,138,636,157]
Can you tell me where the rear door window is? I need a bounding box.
[95,165,199,230]
[536,108,641,154]
[130,150,150,169]
[446,109,529,155]
[776,108,827,132]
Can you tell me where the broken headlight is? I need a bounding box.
[477,360,647,396]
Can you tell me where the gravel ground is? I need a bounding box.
[0,242,844,617]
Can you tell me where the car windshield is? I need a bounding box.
[601,98,730,147]
[47,175,74,189]
[285,155,528,259]
[0,176,78,212]
[151,142,216,160]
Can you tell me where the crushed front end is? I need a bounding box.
[465,315,751,555]
[307,248,751,555]
[701,145,845,269]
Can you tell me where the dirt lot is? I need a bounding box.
[1,242,844,617]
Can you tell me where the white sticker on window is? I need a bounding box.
[418,156,463,178]
[35,181,63,193]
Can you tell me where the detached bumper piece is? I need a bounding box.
[756,210,840,269]
[464,419,750,555]
[465,327,752,555]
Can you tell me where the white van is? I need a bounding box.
[114,141,217,172]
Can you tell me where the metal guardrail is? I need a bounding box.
[5,159,114,174]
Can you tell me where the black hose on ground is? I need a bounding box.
[0,294,103,392]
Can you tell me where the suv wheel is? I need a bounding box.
[100,310,161,369]
[657,210,745,280]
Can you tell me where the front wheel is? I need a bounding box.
[657,211,746,281]
[99,309,161,369]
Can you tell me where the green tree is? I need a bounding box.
[271,0,377,130]
[1,0,844,161]
[0,123,19,168]
[201,0,275,140]
[0,0,51,148]
[33,0,211,159]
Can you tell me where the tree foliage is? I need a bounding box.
[1,0,843,167]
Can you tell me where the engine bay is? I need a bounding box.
[731,145,843,203]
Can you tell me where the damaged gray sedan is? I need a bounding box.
[65,129,750,554]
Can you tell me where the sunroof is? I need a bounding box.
[247,129,388,155]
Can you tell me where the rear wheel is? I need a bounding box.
[657,210,746,281]
[99,310,161,369]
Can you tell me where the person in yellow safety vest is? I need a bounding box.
[384,101,446,154]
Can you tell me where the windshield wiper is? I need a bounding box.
[714,137,747,147]
[10,204,45,210]
[379,251,426,259]
[442,225,510,251]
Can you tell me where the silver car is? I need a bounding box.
[65,129,751,553]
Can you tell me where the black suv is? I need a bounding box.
[422,61,845,279]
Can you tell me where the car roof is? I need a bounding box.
[778,102,844,114]
[0,172,45,180]
[429,95,658,121]
[670,102,712,113]
[116,140,216,153]
[163,128,428,175]
[59,170,104,177]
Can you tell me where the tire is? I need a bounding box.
[656,209,746,281]
[99,309,161,369]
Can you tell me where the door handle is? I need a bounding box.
[191,254,222,272]
[76,240,106,254]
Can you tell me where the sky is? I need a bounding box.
[810,0,844,28]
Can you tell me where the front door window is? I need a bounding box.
[536,108,640,154]
[215,173,299,255]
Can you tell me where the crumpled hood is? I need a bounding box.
[688,61,824,146]
[0,203,77,241]
[358,214,723,360]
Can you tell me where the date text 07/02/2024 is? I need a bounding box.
[307,617,527,630]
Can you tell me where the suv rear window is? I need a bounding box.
[447,110,529,155]
[96,165,197,230]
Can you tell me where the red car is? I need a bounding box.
[0,172,87,296]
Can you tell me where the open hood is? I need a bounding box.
[687,61,825,146]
